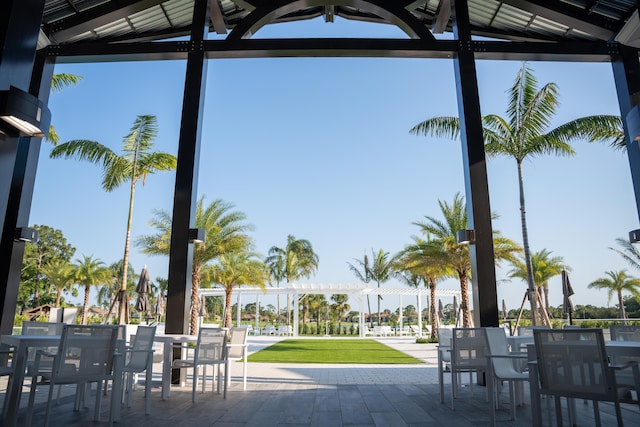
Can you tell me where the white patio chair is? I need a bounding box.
[25,324,122,427]
[449,327,488,410]
[226,326,249,390]
[437,327,453,403]
[609,324,640,402]
[122,325,156,415]
[263,325,276,335]
[484,327,529,425]
[610,324,640,342]
[0,346,15,416]
[173,327,228,402]
[532,328,640,427]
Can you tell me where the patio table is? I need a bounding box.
[154,333,198,400]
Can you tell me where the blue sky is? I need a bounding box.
[30,17,639,315]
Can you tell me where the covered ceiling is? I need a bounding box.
[39,0,640,50]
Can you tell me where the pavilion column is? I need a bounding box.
[255,295,260,334]
[451,0,498,327]
[166,0,209,337]
[236,293,241,327]
[417,292,423,337]
[0,0,52,335]
[612,45,640,231]
[293,292,299,337]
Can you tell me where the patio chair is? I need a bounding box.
[609,325,640,401]
[263,325,276,335]
[226,326,249,390]
[610,325,640,342]
[484,327,529,425]
[122,325,156,415]
[532,328,640,427]
[0,346,14,416]
[173,327,228,402]
[25,324,122,427]
[449,328,488,410]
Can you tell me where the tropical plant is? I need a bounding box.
[610,237,640,271]
[203,251,268,328]
[265,235,319,325]
[137,196,253,334]
[413,193,521,327]
[347,253,373,327]
[508,249,566,318]
[39,259,76,307]
[265,253,285,325]
[74,255,111,324]
[398,237,451,338]
[588,270,640,324]
[330,294,350,323]
[47,73,83,145]
[50,115,176,324]
[360,249,398,328]
[410,62,620,324]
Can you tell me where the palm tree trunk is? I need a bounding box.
[429,278,439,339]
[118,177,136,325]
[618,290,627,325]
[543,286,550,316]
[377,281,381,327]
[459,273,471,327]
[82,284,90,325]
[55,289,62,308]
[517,160,540,325]
[276,282,280,326]
[366,295,372,328]
[190,270,200,334]
[225,288,233,328]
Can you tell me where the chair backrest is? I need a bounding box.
[228,326,249,359]
[195,327,227,364]
[22,321,64,336]
[517,325,548,336]
[533,328,616,401]
[610,325,640,341]
[125,325,156,371]
[52,324,119,382]
[451,328,487,371]
[485,327,520,378]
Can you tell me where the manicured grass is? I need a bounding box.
[247,339,423,364]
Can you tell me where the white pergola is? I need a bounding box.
[199,283,462,337]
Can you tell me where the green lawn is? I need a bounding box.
[247,339,423,364]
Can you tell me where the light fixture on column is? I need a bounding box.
[456,229,475,244]
[14,227,38,243]
[188,228,206,244]
[0,86,51,137]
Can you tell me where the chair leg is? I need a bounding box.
[94,380,103,422]
[25,375,38,427]
[192,366,198,403]
[145,361,152,415]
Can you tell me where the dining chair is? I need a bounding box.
[484,327,529,425]
[25,324,122,427]
[532,328,640,427]
[122,325,156,415]
[609,324,640,402]
[226,326,249,390]
[0,346,15,416]
[610,325,640,342]
[173,327,228,402]
[449,327,488,410]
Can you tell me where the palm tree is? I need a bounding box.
[265,254,285,325]
[265,235,319,326]
[137,196,253,334]
[411,62,619,324]
[204,251,268,328]
[508,249,566,318]
[363,249,398,328]
[610,237,640,271]
[398,237,452,339]
[39,259,75,307]
[588,270,640,324]
[74,255,111,324]
[347,253,373,327]
[50,115,177,324]
[414,193,521,327]
[330,294,350,325]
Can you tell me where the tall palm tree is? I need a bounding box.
[40,259,76,307]
[364,249,398,328]
[398,237,452,339]
[588,270,640,324]
[414,193,521,327]
[74,255,110,324]
[137,196,253,334]
[347,253,373,327]
[50,115,177,324]
[508,249,566,318]
[265,254,285,325]
[265,235,319,326]
[204,251,268,328]
[411,62,619,324]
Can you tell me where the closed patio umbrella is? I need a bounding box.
[135,265,152,320]
[562,269,575,325]
[453,296,459,326]
[438,299,444,323]
[502,299,508,319]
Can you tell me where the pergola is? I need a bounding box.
[200,283,463,337]
[2,1,640,338]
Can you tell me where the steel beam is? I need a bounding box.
[452,0,498,328]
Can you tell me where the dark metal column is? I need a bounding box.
[0,0,49,335]
[612,46,640,227]
[165,0,209,336]
[451,0,498,327]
